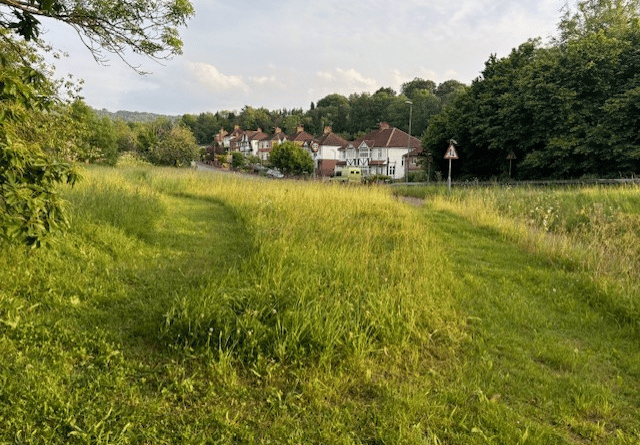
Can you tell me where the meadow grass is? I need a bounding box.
[394,183,640,326]
[1,168,639,443]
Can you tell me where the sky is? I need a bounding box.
[38,0,568,116]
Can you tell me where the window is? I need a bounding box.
[389,165,395,176]
[360,148,369,159]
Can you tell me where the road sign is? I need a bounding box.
[444,144,458,160]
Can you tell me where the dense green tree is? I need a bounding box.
[148,125,198,166]
[113,119,138,152]
[269,141,313,176]
[556,0,640,43]
[239,106,273,133]
[423,0,640,180]
[401,78,436,99]
[67,100,118,164]
[313,94,350,134]
[230,151,244,170]
[435,80,467,106]
[1,0,193,246]
[0,34,79,246]
[182,112,221,145]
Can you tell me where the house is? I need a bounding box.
[315,126,349,177]
[259,127,289,163]
[288,125,314,146]
[404,146,424,176]
[223,125,244,150]
[238,128,269,156]
[337,122,422,180]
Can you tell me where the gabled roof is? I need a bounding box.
[317,131,349,148]
[227,126,244,139]
[352,122,422,150]
[271,127,288,142]
[245,129,269,142]
[289,129,314,144]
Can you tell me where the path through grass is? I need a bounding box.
[419,206,640,444]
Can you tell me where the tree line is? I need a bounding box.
[424,0,640,180]
[179,79,467,146]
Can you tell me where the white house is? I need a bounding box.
[238,129,269,156]
[337,122,422,180]
[315,126,349,177]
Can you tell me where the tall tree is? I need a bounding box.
[269,141,313,177]
[401,78,436,99]
[556,0,640,43]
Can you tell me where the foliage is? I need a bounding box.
[1,34,80,247]
[181,111,220,145]
[424,1,640,180]
[0,0,195,72]
[269,141,313,176]
[147,125,198,167]
[184,78,464,142]
[230,151,245,170]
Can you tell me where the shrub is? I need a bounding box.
[148,126,199,167]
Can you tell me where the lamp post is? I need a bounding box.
[405,100,413,183]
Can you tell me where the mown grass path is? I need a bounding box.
[73,192,253,357]
[419,205,640,443]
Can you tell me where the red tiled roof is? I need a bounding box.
[352,124,422,150]
[245,130,269,141]
[317,131,349,147]
[270,130,288,142]
[289,130,314,144]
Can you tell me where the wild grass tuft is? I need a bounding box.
[158,173,460,365]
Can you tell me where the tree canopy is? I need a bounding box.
[269,141,314,177]
[0,0,194,72]
[423,0,640,180]
[1,0,194,246]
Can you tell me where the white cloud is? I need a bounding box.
[316,68,377,91]
[186,62,248,92]
[249,75,277,85]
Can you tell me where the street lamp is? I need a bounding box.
[405,100,413,183]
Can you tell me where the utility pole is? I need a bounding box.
[405,100,413,183]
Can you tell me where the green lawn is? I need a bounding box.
[1,168,639,444]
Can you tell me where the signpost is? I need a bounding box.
[444,139,458,191]
[507,151,516,177]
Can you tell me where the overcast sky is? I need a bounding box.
[40,0,567,116]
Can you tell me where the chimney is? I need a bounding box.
[274,127,282,134]
[296,125,304,133]
[257,128,262,133]
[324,126,332,134]
[379,122,390,130]
[234,124,240,130]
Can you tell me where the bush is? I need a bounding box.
[230,151,245,170]
[148,126,199,167]
[269,141,314,176]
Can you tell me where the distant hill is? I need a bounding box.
[93,108,181,123]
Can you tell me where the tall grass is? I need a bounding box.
[155,171,461,365]
[4,167,640,443]
[395,183,640,327]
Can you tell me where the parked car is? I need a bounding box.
[266,168,284,179]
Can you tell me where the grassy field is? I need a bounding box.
[1,168,639,444]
